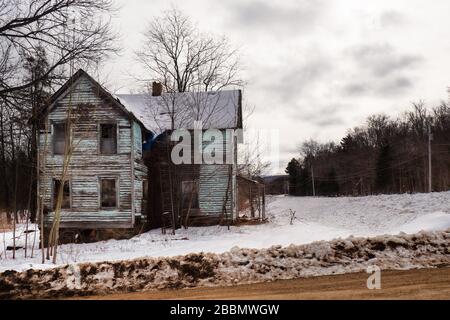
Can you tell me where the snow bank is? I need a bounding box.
[1,192,450,272]
[1,229,449,299]
[269,192,450,235]
[393,212,450,234]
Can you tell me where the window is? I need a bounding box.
[143,179,148,200]
[53,122,66,155]
[142,179,148,213]
[100,124,117,154]
[181,180,199,210]
[53,179,70,209]
[100,178,117,208]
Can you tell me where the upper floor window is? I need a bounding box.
[53,122,66,155]
[100,123,117,154]
[53,179,71,210]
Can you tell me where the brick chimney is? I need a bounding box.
[152,82,162,96]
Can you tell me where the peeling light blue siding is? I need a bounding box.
[39,74,147,229]
[133,121,143,159]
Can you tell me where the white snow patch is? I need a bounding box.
[393,212,450,234]
[1,191,450,272]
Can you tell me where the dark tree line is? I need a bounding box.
[286,102,450,196]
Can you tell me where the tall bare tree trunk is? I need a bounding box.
[0,107,11,224]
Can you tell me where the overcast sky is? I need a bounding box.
[102,0,450,174]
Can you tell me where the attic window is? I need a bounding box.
[53,122,66,155]
[100,124,117,154]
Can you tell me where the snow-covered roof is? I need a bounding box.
[115,90,242,134]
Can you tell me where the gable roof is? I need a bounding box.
[42,69,150,132]
[43,69,242,134]
[115,89,242,134]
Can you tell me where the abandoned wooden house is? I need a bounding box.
[116,83,243,230]
[37,69,244,242]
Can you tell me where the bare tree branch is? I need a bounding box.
[136,8,243,93]
[0,0,118,99]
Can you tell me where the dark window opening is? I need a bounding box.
[53,179,70,209]
[101,178,117,208]
[181,180,199,210]
[142,179,148,213]
[100,124,117,154]
[53,122,66,155]
[143,179,148,200]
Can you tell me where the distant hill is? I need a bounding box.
[262,175,289,195]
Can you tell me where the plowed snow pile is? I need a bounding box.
[1,229,449,299]
[1,192,450,272]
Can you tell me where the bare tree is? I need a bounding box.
[0,0,118,223]
[238,129,271,178]
[0,0,118,101]
[136,7,242,93]
[287,101,450,196]
[134,8,244,231]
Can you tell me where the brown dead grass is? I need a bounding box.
[0,212,12,232]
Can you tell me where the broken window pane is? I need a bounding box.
[101,178,117,208]
[181,180,199,209]
[100,124,117,154]
[53,179,70,209]
[53,122,66,155]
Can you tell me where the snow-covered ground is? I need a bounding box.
[1,191,450,272]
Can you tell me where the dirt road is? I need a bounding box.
[80,268,450,300]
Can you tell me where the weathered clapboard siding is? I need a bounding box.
[198,164,233,217]
[45,212,132,223]
[133,164,145,219]
[39,74,138,229]
[146,129,238,227]
[132,120,148,220]
[197,130,237,219]
[133,121,143,159]
[133,179,143,217]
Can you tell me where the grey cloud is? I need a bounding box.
[252,55,332,108]
[350,43,422,78]
[377,76,413,95]
[343,83,369,96]
[223,0,326,33]
[291,103,349,128]
[380,10,408,28]
[315,117,345,127]
[374,55,421,77]
[276,59,331,103]
[343,77,413,98]
[342,43,422,98]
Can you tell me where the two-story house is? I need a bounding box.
[38,69,243,243]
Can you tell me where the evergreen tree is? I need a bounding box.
[285,158,300,195]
